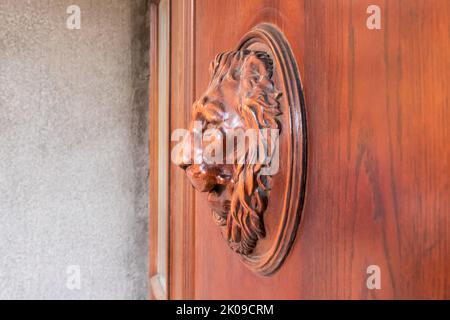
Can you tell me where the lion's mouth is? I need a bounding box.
[207,185,231,216]
[183,164,233,216]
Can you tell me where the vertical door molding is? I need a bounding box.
[149,0,196,300]
[169,0,196,300]
[149,0,170,300]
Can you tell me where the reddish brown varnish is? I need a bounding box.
[150,0,450,299]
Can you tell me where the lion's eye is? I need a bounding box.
[202,102,224,124]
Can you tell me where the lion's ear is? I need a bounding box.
[241,56,268,81]
[244,52,273,79]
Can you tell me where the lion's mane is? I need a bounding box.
[209,50,282,255]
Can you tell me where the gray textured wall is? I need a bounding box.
[0,0,149,299]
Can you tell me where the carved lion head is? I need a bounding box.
[176,50,281,255]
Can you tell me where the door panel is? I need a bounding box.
[162,0,450,299]
[194,0,306,300]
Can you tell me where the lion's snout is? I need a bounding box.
[185,164,221,192]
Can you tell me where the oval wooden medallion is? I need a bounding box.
[236,23,307,275]
[176,23,306,276]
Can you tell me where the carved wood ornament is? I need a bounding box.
[177,24,307,275]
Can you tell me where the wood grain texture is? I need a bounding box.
[182,0,450,299]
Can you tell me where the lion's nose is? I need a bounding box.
[176,150,192,171]
[174,131,195,170]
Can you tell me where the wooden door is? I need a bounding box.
[149,0,450,300]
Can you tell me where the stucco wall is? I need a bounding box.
[0,0,149,299]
